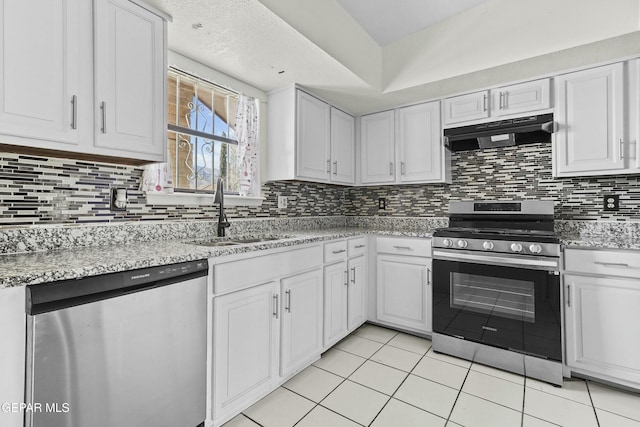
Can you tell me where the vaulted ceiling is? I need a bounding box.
[144,0,640,114]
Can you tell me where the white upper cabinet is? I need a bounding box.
[0,0,92,148]
[443,79,551,126]
[554,63,625,176]
[330,107,355,184]
[361,103,450,185]
[94,0,166,161]
[398,101,445,183]
[360,110,396,184]
[0,0,166,164]
[442,90,490,125]
[493,79,551,117]
[296,91,331,181]
[267,87,355,185]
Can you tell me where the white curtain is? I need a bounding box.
[235,94,260,197]
[140,162,174,194]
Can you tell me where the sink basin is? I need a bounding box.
[232,237,281,244]
[197,241,240,247]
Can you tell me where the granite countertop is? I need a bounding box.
[560,234,640,250]
[0,228,433,289]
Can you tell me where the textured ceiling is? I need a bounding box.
[336,0,490,46]
[143,0,640,115]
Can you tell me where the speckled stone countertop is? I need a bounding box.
[556,220,640,250]
[0,228,433,289]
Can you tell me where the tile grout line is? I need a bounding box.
[444,364,472,425]
[586,381,601,427]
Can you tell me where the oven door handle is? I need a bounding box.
[432,250,559,270]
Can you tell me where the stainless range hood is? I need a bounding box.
[443,113,554,152]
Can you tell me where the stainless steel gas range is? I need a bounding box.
[431,201,563,385]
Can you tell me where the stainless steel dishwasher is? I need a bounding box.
[24,260,209,427]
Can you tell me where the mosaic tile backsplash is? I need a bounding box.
[0,153,346,226]
[346,143,640,220]
[1,142,640,227]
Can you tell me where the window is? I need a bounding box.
[167,68,240,194]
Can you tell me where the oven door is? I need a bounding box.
[432,251,561,361]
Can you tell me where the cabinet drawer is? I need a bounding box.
[376,237,431,257]
[564,248,640,279]
[214,245,322,294]
[348,237,367,257]
[324,240,348,263]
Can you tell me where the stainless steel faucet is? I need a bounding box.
[214,178,231,237]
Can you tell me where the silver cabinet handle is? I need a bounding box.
[71,95,77,129]
[344,270,348,286]
[350,267,356,284]
[273,294,279,318]
[566,284,571,307]
[285,289,291,312]
[426,267,431,286]
[620,139,624,160]
[389,162,394,176]
[355,244,366,249]
[401,161,406,175]
[483,94,488,112]
[333,161,337,175]
[332,249,346,254]
[326,159,331,173]
[499,92,504,110]
[594,261,634,268]
[100,101,107,133]
[393,245,413,250]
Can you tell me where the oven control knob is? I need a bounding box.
[442,239,453,248]
[510,243,523,252]
[457,240,468,249]
[482,241,494,250]
[529,244,542,254]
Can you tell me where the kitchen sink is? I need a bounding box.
[231,237,281,244]
[196,241,241,247]
[191,235,289,247]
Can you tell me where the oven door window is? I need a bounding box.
[433,259,561,361]
[450,272,535,323]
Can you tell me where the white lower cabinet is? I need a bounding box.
[375,237,432,334]
[212,281,280,424]
[323,238,367,348]
[564,248,640,389]
[0,287,26,427]
[280,269,323,378]
[347,255,366,330]
[210,245,324,426]
[323,261,349,347]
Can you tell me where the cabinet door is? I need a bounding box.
[494,79,551,117]
[0,0,91,147]
[296,91,331,181]
[213,282,279,420]
[324,262,349,347]
[565,274,640,385]
[0,287,26,427]
[347,256,367,331]
[280,269,323,377]
[398,101,443,183]
[377,254,430,333]
[442,90,490,125]
[94,0,165,161]
[361,110,395,184]
[555,63,625,176]
[330,107,355,184]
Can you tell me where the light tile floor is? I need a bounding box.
[224,324,640,427]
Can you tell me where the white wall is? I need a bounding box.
[258,0,382,90]
[382,0,640,92]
